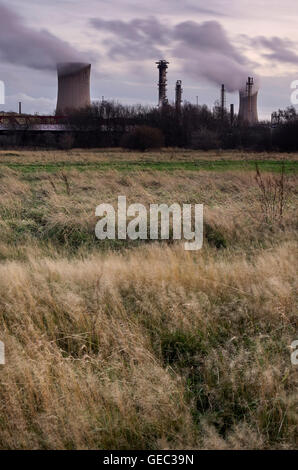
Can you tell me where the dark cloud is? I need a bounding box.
[174,21,245,64]
[0,3,84,70]
[118,0,228,18]
[90,17,171,60]
[91,17,170,43]
[173,20,253,91]
[178,3,227,17]
[90,16,254,91]
[252,36,298,64]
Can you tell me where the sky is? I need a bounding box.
[0,0,298,119]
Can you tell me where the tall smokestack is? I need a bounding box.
[221,84,226,119]
[18,102,22,115]
[56,62,91,115]
[238,77,258,125]
[156,60,169,107]
[175,80,183,113]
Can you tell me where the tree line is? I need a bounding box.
[63,101,298,151]
[1,102,297,151]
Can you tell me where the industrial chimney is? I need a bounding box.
[175,80,183,113]
[238,77,258,125]
[56,62,91,115]
[156,60,169,107]
[220,84,226,119]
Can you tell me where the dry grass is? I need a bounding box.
[0,151,297,449]
[0,148,298,164]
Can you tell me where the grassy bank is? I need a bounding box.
[0,149,297,174]
[0,150,297,449]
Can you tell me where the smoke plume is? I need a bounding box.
[90,17,170,60]
[0,3,82,70]
[251,36,298,64]
[90,16,256,91]
[173,21,255,91]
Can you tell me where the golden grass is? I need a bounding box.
[0,154,297,449]
[0,243,297,449]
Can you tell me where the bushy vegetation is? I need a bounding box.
[272,120,298,152]
[0,149,297,449]
[120,125,164,151]
[1,102,298,152]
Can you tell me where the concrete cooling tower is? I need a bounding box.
[238,77,258,125]
[56,62,91,114]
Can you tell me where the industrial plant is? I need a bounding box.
[0,58,274,150]
[56,62,91,115]
[238,77,259,125]
[0,59,259,128]
[156,60,169,107]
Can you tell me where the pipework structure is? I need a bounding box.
[238,76,258,125]
[56,62,91,115]
[175,80,183,113]
[156,60,169,107]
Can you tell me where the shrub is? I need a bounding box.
[272,121,298,151]
[43,132,58,148]
[161,330,206,366]
[190,128,221,150]
[120,126,164,151]
[255,162,287,225]
[58,133,75,150]
[205,223,227,248]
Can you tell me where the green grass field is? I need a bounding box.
[1,159,297,174]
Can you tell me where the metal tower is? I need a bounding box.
[246,77,254,123]
[156,60,169,107]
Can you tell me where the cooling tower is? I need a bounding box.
[238,77,258,125]
[56,62,91,114]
